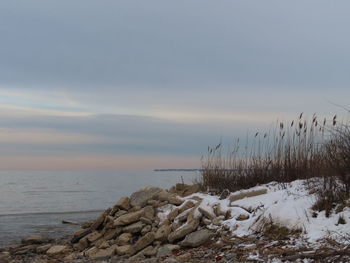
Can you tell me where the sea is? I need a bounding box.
[0,170,199,248]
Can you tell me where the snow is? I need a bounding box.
[160,178,350,245]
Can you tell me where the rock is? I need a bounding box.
[229,188,267,202]
[155,224,172,241]
[114,210,143,226]
[142,206,155,220]
[129,205,142,212]
[167,208,180,221]
[156,190,183,205]
[71,228,91,243]
[21,235,49,245]
[236,214,250,221]
[177,252,192,262]
[85,246,98,257]
[168,219,199,243]
[157,246,172,257]
[115,210,128,218]
[116,245,134,256]
[202,218,211,225]
[116,233,132,245]
[46,245,68,256]
[64,251,81,261]
[164,258,179,263]
[169,183,201,197]
[110,205,119,216]
[219,189,230,200]
[129,251,145,261]
[147,199,161,207]
[98,241,110,249]
[12,245,37,255]
[134,232,155,252]
[37,244,52,253]
[174,208,193,222]
[198,207,216,220]
[142,246,157,256]
[86,231,102,243]
[140,258,159,263]
[116,197,131,211]
[212,218,222,225]
[130,187,163,207]
[213,204,227,217]
[130,246,156,261]
[180,201,196,213]
[103,228,122,240]
[90,211,109,230]
[180,229,214,247]
[140,217,153,225]
[122,221,145,233]
[88,245,117,259]
[78,237,89,250]
[141,225,152,235]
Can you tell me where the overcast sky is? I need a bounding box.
[0,0,349,170]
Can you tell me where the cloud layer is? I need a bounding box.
[0,1,349,169]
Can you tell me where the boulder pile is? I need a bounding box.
[63,184,241,261]
[3,183,257,262]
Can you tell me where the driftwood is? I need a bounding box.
[61,220,81,226]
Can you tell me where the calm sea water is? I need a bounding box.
[0,170,199,247]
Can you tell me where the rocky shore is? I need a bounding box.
[1,182,350,263]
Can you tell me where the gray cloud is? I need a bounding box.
[1,0,350,90]
[0,1,350,169]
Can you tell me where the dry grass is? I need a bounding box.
[200,112,350,214]
[201,113,328,192]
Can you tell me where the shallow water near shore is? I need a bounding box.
[0,170,198,247]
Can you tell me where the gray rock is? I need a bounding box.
[142,206,155,220]
[21,235,49,245]
[71,228,91,243]
[168,218,199,243]
[36,244,52,253]
[155,224,172,241]
[130,187,162,207]
[122,221,145,233]
[180,229,214,247]
[116,245,134,256]
[163,258,179,263]
[115,210,128,218]
[134,232,155,252]
[114,210,143,226]
[116,197,130,211]
[157,246,172,258]
[46,245,68,256]
[116,233,132,245]
[86,231,102,243]
[140,258,159,263]
[88,245,117,259]
[141,225,152,235]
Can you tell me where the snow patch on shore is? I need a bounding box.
[165,179,350,244]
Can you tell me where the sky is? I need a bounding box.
[0,0,350,170]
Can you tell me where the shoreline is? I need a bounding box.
[1,181,350,262]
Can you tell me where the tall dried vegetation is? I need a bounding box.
[201,113,350,215]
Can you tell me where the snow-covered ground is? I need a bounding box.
[161,179,350,245]
[206,179,349,243]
